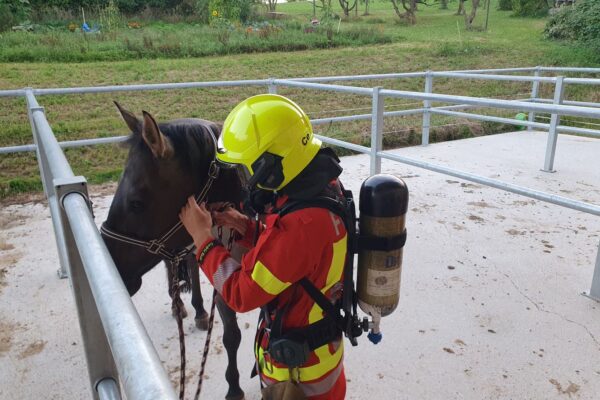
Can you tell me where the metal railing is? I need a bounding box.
[1,66,599,399]
[25,89,178,400]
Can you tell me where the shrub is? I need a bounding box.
[511,0,551,17]
[0,4,17,32]
[545,0,600,51]
[497,0,512,11]
[0,0,31,31]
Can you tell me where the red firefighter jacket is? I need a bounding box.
[197,195,347,399]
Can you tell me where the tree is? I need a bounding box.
[339,0,356,17]
[456,0,466,15]
[440,0,448,10]
[391,0,417,24]
[464,0,481,29]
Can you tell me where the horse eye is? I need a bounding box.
[129,200,144,213]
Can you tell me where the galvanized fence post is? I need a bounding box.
[55,181,121,400]
[527,66,541,131]
[268,78,277,94]
[26,90,70,279]
[584,240,600,302]
[542,76,565,172]
[370,86,384,175]
[421,71,433,145]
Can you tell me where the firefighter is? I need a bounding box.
[179,94,348,399]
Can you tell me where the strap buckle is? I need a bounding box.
[208,161,220,180]
[147,240,164,255]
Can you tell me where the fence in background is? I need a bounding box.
[1,66,599,399]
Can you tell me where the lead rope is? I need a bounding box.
[193,228,236,400]
[172,260,187,400]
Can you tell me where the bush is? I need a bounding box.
[0,4,17,32]
[0,0,31,31]
[545,0,600,50]
[498,0,512,11]
[511,0,551,17]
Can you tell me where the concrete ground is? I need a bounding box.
[1,131,599,400]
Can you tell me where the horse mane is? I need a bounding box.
[125,119,221,177]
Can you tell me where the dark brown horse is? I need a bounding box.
[101,103,245,400]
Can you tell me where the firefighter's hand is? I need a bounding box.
[179,197,214,249]
[211,206,248,236]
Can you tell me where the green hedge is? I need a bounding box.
[511,0,551,17]
[545,0,600,53]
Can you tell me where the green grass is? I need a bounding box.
[0,0,599,199]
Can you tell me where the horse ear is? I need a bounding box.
[141,111,174,159]
[114,101,141,134]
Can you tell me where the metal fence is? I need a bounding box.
[1,66,600,399]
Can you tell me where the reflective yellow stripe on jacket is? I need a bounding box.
[255,233,347,383]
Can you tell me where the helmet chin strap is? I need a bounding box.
[241,152,284,216]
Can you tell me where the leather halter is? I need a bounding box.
[100,129,220,266]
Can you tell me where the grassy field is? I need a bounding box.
[1,0,599,199]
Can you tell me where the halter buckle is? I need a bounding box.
[147,240,164,255]
[208,161,220,180]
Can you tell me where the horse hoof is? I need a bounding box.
[172,305,188,319]
[195,313,210,330]
[225,392,244,400]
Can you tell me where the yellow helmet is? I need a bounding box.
[217,94,321,191]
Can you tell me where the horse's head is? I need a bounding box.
[103,102,241,295]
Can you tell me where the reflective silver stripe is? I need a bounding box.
[298,357,344,397]
[212,257,241,293]
[260,356,344,397]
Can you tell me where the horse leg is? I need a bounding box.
[166,261,188,319]
[216,294,244,400]
[188,254,209,330]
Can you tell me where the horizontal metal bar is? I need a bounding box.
[26,91,75,179]
[63,193,177,400]
[451,67,537,74]
[379,88,600,119]
[33,79,270,96]
[97,378,122,400]
[532,98,600,109]
[540,67,600,74]
[311,108,424,125]
[272,79,374,96]
[430,108,549,129]
[377,150,600,217]
[315,134,371,154]
[0,144,36,154]
[564,77,600,85]
[0,135,128,154]
[431,109,600,137]
[556,124,600,138]
[0,89,26,97]
[293,72,426,82]
[432,72,557,83]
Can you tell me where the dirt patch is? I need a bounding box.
[506,229,526,236]
[17,340,47,360]
[461,183,482,189]
[512,200,536,206]
[549,379,580,396]
[0,192,46,208]
[89,182,117,199]
[0,238,15,251]
[467,201,497,209]
[0,212,28,230]
[468,215,485,223]
[0,320,22,357]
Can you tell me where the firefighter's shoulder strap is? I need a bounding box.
[277,189,363,346]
